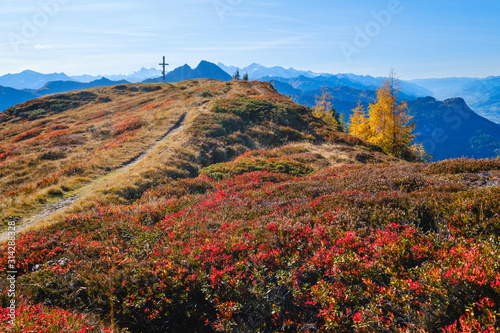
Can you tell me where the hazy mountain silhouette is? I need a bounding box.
[71,68,162,83]
[0,86,39,111]
[105,67,163,83]
[144,61,231,83]
[0,70,73,90]
[265,75,430,99]
[218,62,323,79]
[0,78,130,112]
[34,78,129,95]
[410,76,500,123]
[407,97,500,160]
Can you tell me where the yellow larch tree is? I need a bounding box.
[368,70,415,157]
[348,102,372,140]
[313,88,341,130]
[349,70,419,159]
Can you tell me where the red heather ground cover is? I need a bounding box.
[0,303,110,332]
[1,157,499,332]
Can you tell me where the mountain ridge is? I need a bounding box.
[410,76,500,123]
[144,60,232,83]
[0,78,131,112]
[0,70,73,90]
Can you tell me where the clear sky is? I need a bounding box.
[1,0,499,79]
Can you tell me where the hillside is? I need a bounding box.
[0,80,387,230]
[0,61,233,114]
[0,81,499,332]
[407,97,500,160]
[410,76,500,124]
[0,86,39,112]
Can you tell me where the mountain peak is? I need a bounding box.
[20,69,40,74]
[143,61,231,83]
[93,77,113,83]
[193,61,232,81]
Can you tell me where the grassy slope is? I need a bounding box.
[0,81,499,332]
[0,80,389,230]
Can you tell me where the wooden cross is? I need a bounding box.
[159,56,168,83]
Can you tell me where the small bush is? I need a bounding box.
[140,85,162,92]
[113,116,144,136]
[11,129,42,143]
[114,85,128,91]
[201,155,315,180]
[39,150,66,161]
[97,96,112,103]
[212,95,301,126]
[46,186,64,197]
[28,108,47,120]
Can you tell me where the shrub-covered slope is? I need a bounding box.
[1,156,499,332]
[1,79,386,226]
[1,81,499,332]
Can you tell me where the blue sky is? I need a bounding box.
[1,0,499,79]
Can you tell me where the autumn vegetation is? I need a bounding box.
[0,79,499,332]
[348,71,427,162]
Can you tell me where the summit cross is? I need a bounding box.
[159,56,168,83]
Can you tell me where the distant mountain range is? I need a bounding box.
[0,61,498,160]
[71,67,164,83]
[0,70,73,90]
[0,61,232,112]
[0,68,163,90]
[0,78,130,112]
[262,75,429,100]
[281,85,500,160]
[217,63,325,80]
[410,76,500,124]
[218,63,433,98]
[144,61,232,83]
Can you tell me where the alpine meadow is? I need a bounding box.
[1,1,500,332]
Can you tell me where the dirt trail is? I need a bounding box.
[0,113,187,243]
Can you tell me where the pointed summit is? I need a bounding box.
[193,61,232,81]
[143,61,231,83]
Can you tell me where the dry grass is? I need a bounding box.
[0,81,219,220]
[0,79,393,232]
